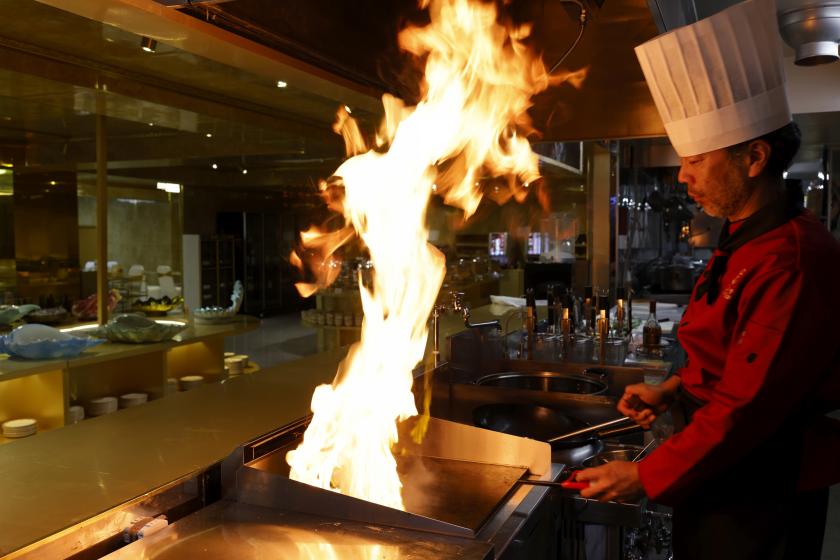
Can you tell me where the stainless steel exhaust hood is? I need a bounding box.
[778,3,840,65]
[649,0,840,66]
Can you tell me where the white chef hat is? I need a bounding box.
[635,0,791,157]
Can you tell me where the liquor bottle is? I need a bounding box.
[616,298,625,337]
[525,288,539,332]
[642,300,662,355]
[546,285,556,331]
[524,305,535,359]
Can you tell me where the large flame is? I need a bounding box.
[287,0,585,510]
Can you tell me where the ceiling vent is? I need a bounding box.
[778,3,840,65]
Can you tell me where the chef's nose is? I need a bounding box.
[677,162,692,186]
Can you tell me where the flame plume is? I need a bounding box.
[287,0,586,510]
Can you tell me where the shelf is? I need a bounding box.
[0,316,260,445]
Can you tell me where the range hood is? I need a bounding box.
[778,2,840,65]
[649,0,840,66]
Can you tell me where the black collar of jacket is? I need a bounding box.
[694,185,803,305]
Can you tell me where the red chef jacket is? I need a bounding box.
[638,209,840,504]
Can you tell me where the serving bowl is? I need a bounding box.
[91,314,187,344]
[0,324,103,359]
[194,280,243,324]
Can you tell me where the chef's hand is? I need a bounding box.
[617,376,680,429]
[575,461,645,503]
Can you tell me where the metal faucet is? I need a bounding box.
[431,291,501,367]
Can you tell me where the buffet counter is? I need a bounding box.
[0,316,260,443]
[0,346,347,557]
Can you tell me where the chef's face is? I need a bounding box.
[678,148,751,220]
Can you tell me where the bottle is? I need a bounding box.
[546,285,555,330]
[525,288,538,331]
[524,305,535,359]
[581,297,592,336]
[643,300,662,355]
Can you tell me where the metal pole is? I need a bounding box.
[825,145,832,233]
[612,141,621,302]
[96,112,108,325]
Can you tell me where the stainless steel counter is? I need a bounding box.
[102,500,496,560]
[0,348,347,557]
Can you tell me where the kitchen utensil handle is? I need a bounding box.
[517,480,591,490]
[596,423,645,439]
[547,416,635,443]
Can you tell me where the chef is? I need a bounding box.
[574,0,840,558]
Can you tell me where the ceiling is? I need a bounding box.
[0,0,836,192]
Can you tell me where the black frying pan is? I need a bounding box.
[473,403,643,450]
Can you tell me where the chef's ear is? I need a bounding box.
[745,139,772,178]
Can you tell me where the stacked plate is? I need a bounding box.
[119,393,148,409]
[87,396,118,417]
[225,354,251,376]
[165,378,179,396]
[179,375,205,391]
[67,405,85,424]
[2,418,38,438]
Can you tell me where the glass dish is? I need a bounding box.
[91,314,187,343]
[0,324,103,359]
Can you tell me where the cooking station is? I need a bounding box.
[1,307,673,560]
[101,414,564,559]
[66,320,670,560]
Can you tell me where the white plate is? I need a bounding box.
[3,418,37,438]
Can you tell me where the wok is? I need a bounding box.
[472,403,643,450]
[476,371,608,396]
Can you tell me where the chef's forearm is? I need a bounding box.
[661,374,681,401]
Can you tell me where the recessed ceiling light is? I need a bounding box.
[211,163,218,170]
[148,122,154,127]
[140,37,157,53]
[49,180,57,186]
[242,169,248,175]
[205,133,213,138]
[156,182,182,194]
[276,80,288,88]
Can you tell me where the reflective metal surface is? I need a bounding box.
[247,450,527,536]
[237,416,550,538]
[476,371,608,395]
[0,346,346,556]
[102,500,496,560]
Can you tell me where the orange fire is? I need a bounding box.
[287,0,585,510]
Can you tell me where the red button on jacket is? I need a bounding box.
[638,210,840,504]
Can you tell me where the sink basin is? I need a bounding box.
[475,371,608,396]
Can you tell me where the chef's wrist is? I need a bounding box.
[660,375,681,400]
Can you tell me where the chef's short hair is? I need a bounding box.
[726,121,801,178]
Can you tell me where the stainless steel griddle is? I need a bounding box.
[236,415,551,538]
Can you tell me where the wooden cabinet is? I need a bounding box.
[200,236,239,308]
[301,291,362,352]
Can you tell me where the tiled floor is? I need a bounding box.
[229,312,840,559]
[224,313,319,368]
